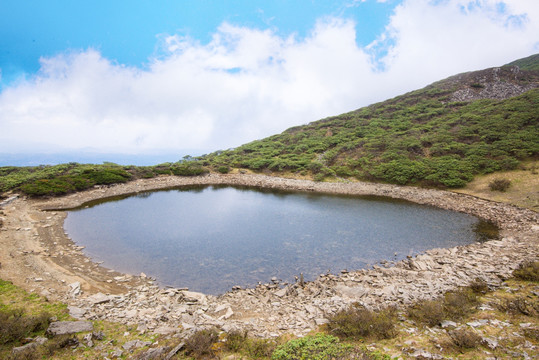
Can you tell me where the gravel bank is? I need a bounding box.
[0,173,537,337]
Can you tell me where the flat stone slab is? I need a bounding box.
[87,292,114,304]
[47,321,93,336]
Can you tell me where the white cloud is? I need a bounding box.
[1,0,538,156]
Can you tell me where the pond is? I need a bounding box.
[63,185,494,295]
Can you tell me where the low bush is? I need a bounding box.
[448,329,482,350]
[223,330,276,358]
[407,288,479,327]
[246,338,277,358]
[513,261,539,282]
[272,333,352,360]
[497,297,538,317]
[184,328,219,358]
[217,166,230,174]
[407,299,445,327]
[0,308,51,345]
[443,288,479,320]
[488,178,511,192]
[225,330,248,352]
[327,304,397,340]
[170,164,208,176]
[523,327,539,341]
[470,83,485,89]
[82,168,131,185]
[469,277,489,294]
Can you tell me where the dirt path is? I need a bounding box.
[0,174,537,337]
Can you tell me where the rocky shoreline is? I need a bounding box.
[0,173,537,338]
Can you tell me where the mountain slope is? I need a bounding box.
[201,54,539,187]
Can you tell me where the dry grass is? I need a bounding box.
[453,160,539,211]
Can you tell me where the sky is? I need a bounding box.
[1,0,538,165]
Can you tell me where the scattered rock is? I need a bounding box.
[68,282,81,297]
[46,321,93,336]
[467,320,488,328]
[164,342,185,360]
[482,337,499,350]
[135,346,169,360]
[441,320,457,328]
[68,306,87,319]
[12,342,38,355]
[87,292,113,304]
[110,349,123,358]
[122,339,152,352]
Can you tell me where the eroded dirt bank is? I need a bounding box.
[0,173,537,337]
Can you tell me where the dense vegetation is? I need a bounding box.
[506,53,539,72]
[200,61,539,187]
[0,161,207,197]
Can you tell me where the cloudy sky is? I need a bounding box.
[1,0,538,165]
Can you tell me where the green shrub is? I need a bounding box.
[488,178,511,192]
[82,168,131,185]
[217,166,230,174]
[170,164,208,176]
[19,178,75,197]
[272,334,352,360]
[470,83,485,89]
[513,261,539,282]
[327,305,397,340]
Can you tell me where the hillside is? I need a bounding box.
[201,55,539,187]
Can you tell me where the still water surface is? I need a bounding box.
[64,185,488,295]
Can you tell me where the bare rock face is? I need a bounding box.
[448,66,538,102]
